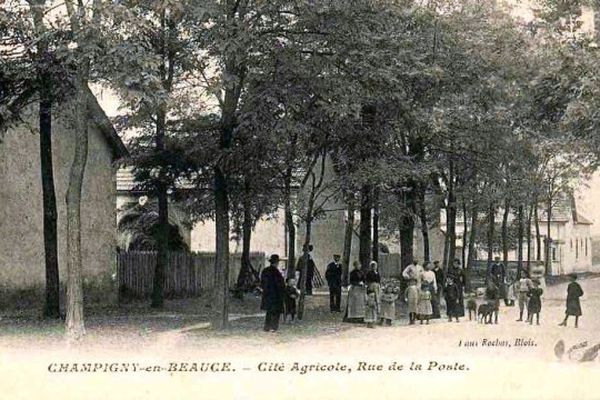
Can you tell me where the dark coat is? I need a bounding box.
[325,262,343,289]
[447,267,465,317]
[566,282,583,316]
[284,285,299,315]
[445,282,462,318]
[365,270,381,285]
[296,256,316,279]
[527,287,543,314]
[433,267,445,294]
[349,269,364,286]
[260,265,285,313]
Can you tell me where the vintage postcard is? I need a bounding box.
[2,0,600,399]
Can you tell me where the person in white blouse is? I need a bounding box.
[402,259,423,286]
[421,262,439,318]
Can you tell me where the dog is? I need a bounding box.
[477,303,494,324]
[466,297,477,321]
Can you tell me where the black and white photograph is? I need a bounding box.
[1,0,600,398]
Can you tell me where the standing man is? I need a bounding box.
[325,254,343,312]
[402,259,423,286]
[261,254,285,332]
[296,244,316,295]
[490,256,507,305]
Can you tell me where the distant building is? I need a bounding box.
[448,195,595,276]
[0,92,127,292]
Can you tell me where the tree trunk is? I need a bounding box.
[65,84,88,339]
[372,187,379,263]
[342,200,355,286]
[151,108,168,309]
[442,219,450,274]
[446,161,457,269]
[466,204,478,292]
[462,201,468,267]
[284,175,296,280]
[418,184,430,263]
[359,185,372,271]
[400,184,417,271]
[534,202,541,261]
[545,200,552,275]
[297,217,312,321]
[486,204,495,283]
[526,202,533,274]
[502,199,510,267]
[40,87,60,319]
[446,190,457,268]
[213,166,230,329]
[236,184,253,291]
[517,204,524,271]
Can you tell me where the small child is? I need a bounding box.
[485,282,500,324]
[365,288,378,328]
[284,278,300,323]
[466,293,477,321]
[404,279,419,325]
[516,273,533,322]
[505,271,516,307]
[417,283,433,324]
[527,279,543,325]
[559,273,584,328]
[379,286,398,326]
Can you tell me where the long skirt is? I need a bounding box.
[431,291,441,319]
[344,285,366,323]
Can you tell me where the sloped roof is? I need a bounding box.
[86,88,128,160]
[575,212,593,225]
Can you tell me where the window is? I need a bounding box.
[586,238,588,257]
[552,247,557,262]
[570,239,573,249]
[576,238,579,260]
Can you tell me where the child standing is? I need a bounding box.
[404,279,419,325]
[365,288,378,328]
[527,279,543,325]
[559,273,584,328]
[516,272,533,322]
[380,286,398,326]
[283,278,300,323]
[505,271,516,307]
[417,283,433,324]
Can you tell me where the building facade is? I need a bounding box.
[0,94,127,293]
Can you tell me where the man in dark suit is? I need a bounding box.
[490,256,507,305]
[261,254,285,332]
[325,254,343,312]
[296,244,316,295]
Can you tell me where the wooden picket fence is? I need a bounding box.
[117,251,266,299]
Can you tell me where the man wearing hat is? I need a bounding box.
[261,254,286,332]
[325,254,343,312]
[296,244,316,295]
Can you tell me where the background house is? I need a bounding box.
[449,195,595,276]
[0,94,127,294]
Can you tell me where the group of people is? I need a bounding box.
[259,250,586,333]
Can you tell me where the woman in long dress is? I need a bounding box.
[344,261,366,323]
[447,259,465,317]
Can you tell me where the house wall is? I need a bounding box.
[0,105,117,292]
[453,218,595,276]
